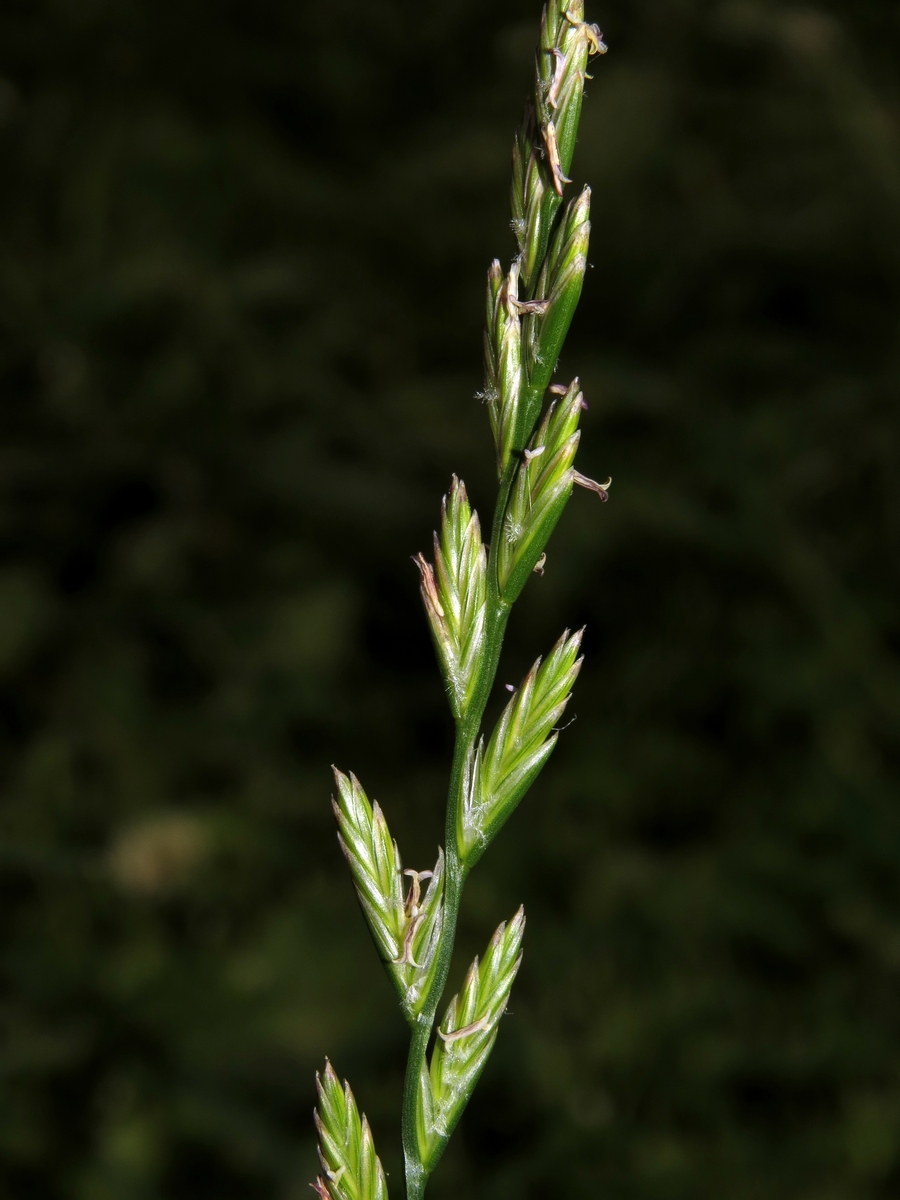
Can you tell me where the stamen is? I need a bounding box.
[572,471,611,500]
[564,12,608,55]
[437,1016,491,1044]
[414,553,446,617]
[394,913,425,968]
[542,119,572,196]
[509,296,550,315]
[547,46,567,109]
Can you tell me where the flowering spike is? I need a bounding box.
[313,8,609,1199]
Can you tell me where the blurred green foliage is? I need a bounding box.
[2,0,900,1197]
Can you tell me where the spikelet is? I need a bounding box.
[415,477,487,720]
[459,630,584,867]
[507,0,607,453]
[512,1,606,290]
[522,186,592,421]
[415,911,525,1172]
[496,379,609,604]
[332,769,444,1023]
[312,1061,389,1200]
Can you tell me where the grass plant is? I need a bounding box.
[312,5,608,1196]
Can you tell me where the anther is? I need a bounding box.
[394,912,424,968]
[547,47,567,109]
[501,260,522,319]
[414,553,445,617]
[572,471,611,500]
[403,870,422,918]
[542,119,572,197]
[564,12,608,55]
[523,445,545,463]
[437,1016,491,1044]
[509,296,550,316]
[533,552,547,576]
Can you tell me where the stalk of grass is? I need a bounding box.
[312,5,608,1197]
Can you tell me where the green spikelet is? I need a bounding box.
[313,1061,389,1200]
[415,911,525,1172]
[332,769,445,1023]
[496,379,609,604]
[415,477,487,720]
[523,186,591,414]
[458,630,584,868]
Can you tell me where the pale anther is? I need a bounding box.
[403,868,433,919]
[572,470,611,500]
[509,296,550,316]
[394,912,424,968]
[414,553,446,618]
[542,119,572,197]
[437,1016,491,1044]
[564,12,608,55]
[547,47,567,109]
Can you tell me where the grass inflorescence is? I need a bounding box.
[312,5,609,1197]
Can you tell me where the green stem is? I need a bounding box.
[401,463,516,1200]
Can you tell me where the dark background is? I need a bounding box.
[2,0,900,1197]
